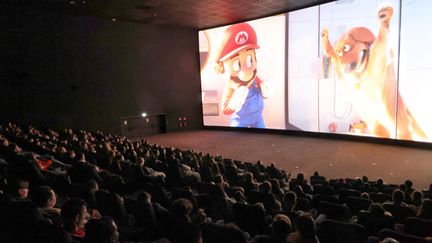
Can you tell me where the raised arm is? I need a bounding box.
[321,28,336,60]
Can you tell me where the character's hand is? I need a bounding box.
[228,85,249,112]
[321,28,329,42]
[378,5,393,24]
[259,80,273,98]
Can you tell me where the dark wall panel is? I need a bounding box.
[0,9,202,134]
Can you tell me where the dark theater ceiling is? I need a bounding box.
[3,0,335,29]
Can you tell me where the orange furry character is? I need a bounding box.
[321,5,426,140]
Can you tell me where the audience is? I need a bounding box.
[0,123,431,243]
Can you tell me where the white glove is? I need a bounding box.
[228,85,249,112]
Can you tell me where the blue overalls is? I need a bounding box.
[230,80,265,128]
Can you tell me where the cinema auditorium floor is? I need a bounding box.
[144,130,432,190]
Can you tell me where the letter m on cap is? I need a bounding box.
[235,31,249,45]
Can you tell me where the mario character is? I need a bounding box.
[215,23,270,128]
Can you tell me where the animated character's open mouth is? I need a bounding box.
[345,49,368,73]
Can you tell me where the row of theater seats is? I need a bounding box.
[0,123,431,243]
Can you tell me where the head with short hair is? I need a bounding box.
[61,198,88,233]
[294,185,304,195]
[369,203,385,217]
[84,216,119,243]
[404,180,413,189]
[283,191,297,212]
[295,214,317,241]
[137,191,151,204]
[296,173,305,182]
[269,179,281,191]
[380,238,399,243]
[392,190,404,204]
[245,172,254,183]
[360,192,370,200]
[214,174,224,184]
[33,186,56,208]
[85,179,99,193]
[261,181,272,193]
[377,178,384,185]
[413,191,423,202]
[271,214,292,236]
[9,178,29,200]
[233,190,245,204]
[171,198,194,216]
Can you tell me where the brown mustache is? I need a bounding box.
[230,70,257,86]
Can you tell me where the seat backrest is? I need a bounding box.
[245,189,264,205]
[382,203,416,223]
[403,217,432,238]
[295,198,311,211]
[357,211,395,237]
[379,229,427,243]
[143,183,171,208]
[201,223,247,243]
[313,184,335,196]
[422,192,432,200]
[310,176,327,186]
[318,219,366,243]
[339,188,361,203]
[312,194,339,208]
[369,192,392,203]
[317,201,351,222]
[346,196,372,215]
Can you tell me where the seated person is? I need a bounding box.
[417,198,432,220]
[382,190,416,223]
[83,216,120,243]
[270,214,292,242]
[61,198,90,241]
[32,185,62,227]
[3,178,30,202]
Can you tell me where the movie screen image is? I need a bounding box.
[199,15,286,130]
[199,0,432,143]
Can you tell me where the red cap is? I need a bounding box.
[216,22,259,62]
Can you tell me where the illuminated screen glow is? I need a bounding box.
[199,0,432,143]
